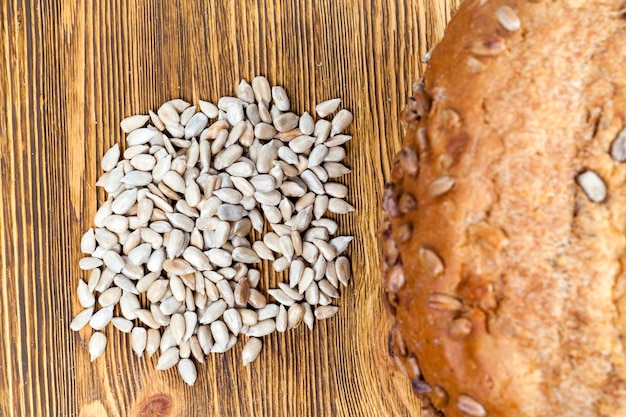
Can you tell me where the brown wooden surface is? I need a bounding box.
[0,0,459,415]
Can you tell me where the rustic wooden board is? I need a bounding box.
[0,0,460,415]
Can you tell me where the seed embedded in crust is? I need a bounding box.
[429,176,455,197]
[411,379,432,394]
[469,36,506,56]
[399,145,419,178]
[610,128,626,162]
[449,317,473,339]
[427,293,463,311]
[398,193,417,214]
[457,394,486,417]
[382,184,400,217]
[385,264,406,293]
[418,248,444,277]
[576,170,607,203]
[496,5,521,32]
[430,385,450,409]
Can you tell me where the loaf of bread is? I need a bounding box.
[381,1,626,416]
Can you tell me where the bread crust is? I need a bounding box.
[382,1,626,416]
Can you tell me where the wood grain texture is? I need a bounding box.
[0,0,460,415]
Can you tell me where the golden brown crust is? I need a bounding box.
[382,1,626,416]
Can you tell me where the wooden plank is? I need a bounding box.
[0,0,460,415]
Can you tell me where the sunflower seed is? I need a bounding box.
[289,136,316,154]
[156,347,180,371]
[247,319,276,337]
[313,255,327,281]
[328,198,354,214]
[278,283,304,301]
[297,267,315,294]
[159,326,176,353]
[111,317,133,333]
[325,135,351,148]
[70,307,94,331]
[251,305,276,323]
[216,204,247,222]
[457,395,486,417]
[174,358,197,386]
[233,278,250,306]
[319,279,339,298]
[296,111,314,135]
[131,327,147,356]
[335,256,351,287]
[292,206,314,232]
[233,80,254,104]
[314,305,339,320]
[223,308,243,335]
[189,336,204,363]
[272,256,290,273]
[239,308,258,327]
[324,162,351,178]
[239,337,262,365]
[279,235,295,261]
[316,99,341,118]
[330,109,353,136]
[78,257,103,271]
[90,306,114,330]
[101,144,121,172]
[136,309,160,329]
[314,119,332,144]
[127,128,159,147]
[252,76,272,106]
[250,241,273,261]
[199,299,227,324]
[148,109,165,130]
[287,304,304,329]
[268,86,289,111]
[304,281,320,305]
[120,291,141,320]
[248,288,267,309]
[89,332,107,362]
[87,269,101,293]
[427,293,463,311]
[76,279,95,308]
[210,320,230,350]
[198,100,219,119]
[98,287,122,307]
[496,5,520,31]
[611,128,626,161]
[577,170,606,203]
[285,259,303,288]
[299,170,324,195]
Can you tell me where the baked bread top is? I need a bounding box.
[381,1,626,416]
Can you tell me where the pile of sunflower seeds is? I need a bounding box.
[72,76,354,385]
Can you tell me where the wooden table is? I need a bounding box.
[0,0,459,415]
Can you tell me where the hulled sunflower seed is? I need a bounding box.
[314,305,339,320]
[89,332,107,362]
[247,319,276,337]
[70,307,94,331]
[178,358,197,385]
[328,198,354,214]
[111,317,133,333]
[131,327,147,356]
[90,306,114,330]
[242,337,263,365]
[252,76,272,107]
[156,347,180,371]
